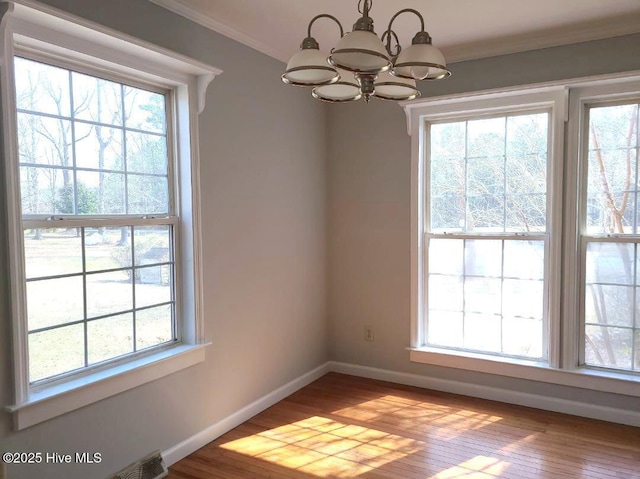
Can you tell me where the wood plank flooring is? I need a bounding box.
[167,373,640,478]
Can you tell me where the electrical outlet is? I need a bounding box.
[364,326,374,341]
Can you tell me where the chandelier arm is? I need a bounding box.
[307,14,344,39]
[382,29,401,58]
[386,8,426,36]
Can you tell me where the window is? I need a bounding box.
[17,57,177,384]
[407,84,640,394]
[581,100,640,372]
[2,2,221,429]
[427,112,549,360]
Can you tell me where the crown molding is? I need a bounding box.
[443,12,640,64]
[149,0,290,63]
[150,1,640,66]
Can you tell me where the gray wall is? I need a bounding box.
[0,1,327,478]
[327,34,640,414]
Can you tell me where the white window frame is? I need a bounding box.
[423,107,554,362]
[1,0,221,429]
[405,80,640,397]
[566,78,640,375]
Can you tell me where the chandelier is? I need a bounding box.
[281,0,450,103]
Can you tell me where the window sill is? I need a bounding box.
[410,347,640,397]
[6,343,209,430]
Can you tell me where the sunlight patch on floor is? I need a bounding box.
[333,397,504,441]
[219,415,422,476]
[429,455,511,478]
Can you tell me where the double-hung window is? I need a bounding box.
[2,2,221,429]
[427,110,550,360]
[577,85,640,373]
[17,56,176,383]
[408,80,640,393]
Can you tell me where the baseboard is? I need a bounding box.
[162,362,330,465]
[328,361,640,428]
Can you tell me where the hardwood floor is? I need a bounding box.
[167,373,640,478]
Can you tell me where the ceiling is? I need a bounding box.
[149,0,640,64]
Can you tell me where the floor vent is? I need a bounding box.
[108,451,168,479]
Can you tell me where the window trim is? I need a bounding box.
[1,0,221,429]
[567,79,640,373]
[424,107,554,362]
[404,78,640,396]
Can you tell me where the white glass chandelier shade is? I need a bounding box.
[281,1,450,103]
[281,48,339,86]
[373,71,420,101]
[312,69,362,102]
[328,31,391,74]
[392,42,451,81]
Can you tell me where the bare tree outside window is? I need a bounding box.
[584,103,640,371]
[15,56,176,383]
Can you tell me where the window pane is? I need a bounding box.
[27,276,84,331]
[15,57,70,117]
[136,305,173,350]
[77,170,125,214]
[585,284,634,327]
[85,226,132,272]
[503,279,543,319]
[585,242,634,285]
[128,175,168,214]
[586,104,639,235]
[126,132,168,175]
[87,314,133,365]
[506,194,546,232]
[75,122,124,171]
[465,240,502,277]
[429,276,463,312]
[136,265,172,308]
[431,195,465,232]
[506,114,548,194]
[503,241,544,280]
[18,113,72,167]
[429,239,463,276]
[427,239,545,359]
[427,311,463,349]
[134,225,171,264]
[465,277,501,314]
[468,156,504,196]
[585,325,632,370]
[429,112,548,235]
[24,228,82,279]
[503,317,543,359]
[463,313,501,353]
[431,122,465,160]
[584,241,638,371]
[29,324,84,383]
[124,86,166,134]
[20,166,73,215]
[86,270,133,318]
[467,117,505,158]
[467,195,504,231]
[72,72,123,126]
